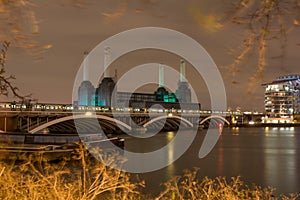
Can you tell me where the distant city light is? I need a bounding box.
[248,121,255,125]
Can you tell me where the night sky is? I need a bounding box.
[3,0,300,111]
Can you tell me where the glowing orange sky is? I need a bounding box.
[3,0,300,111]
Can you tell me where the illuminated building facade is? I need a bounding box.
[96,77,116,107]
[77,49,198,109]
[262,74,300,120]
[78,81,95,106]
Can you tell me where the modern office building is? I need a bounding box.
[262,74,300,122]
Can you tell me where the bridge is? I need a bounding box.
[0,108,235,134]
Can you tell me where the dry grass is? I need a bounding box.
[156,168,299,200]
[0,145,144,200]
[0,149,299,200]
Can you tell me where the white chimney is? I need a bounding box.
[83,51,89,81]
[104,47,111,77]
[159,63,164,87]
[180,59,186,82]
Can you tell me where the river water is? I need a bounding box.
[123,127,300,196]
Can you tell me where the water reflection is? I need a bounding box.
[166,132,175,176]
[263,127,298,193]
[126,127,300,195]
[231,127,240,136]
[264,127,295,137]
[217,136,224,175]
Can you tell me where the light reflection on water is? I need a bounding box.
[264,127,295,136]
[262,127,298,194]
[166,131,175,176]
[126,127,300,195]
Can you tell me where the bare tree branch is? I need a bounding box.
[0,40,29,100]
[221,0,300,93]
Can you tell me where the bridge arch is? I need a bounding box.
[199,115,230,125]
[29,114,132,134]
[142,115,193,128]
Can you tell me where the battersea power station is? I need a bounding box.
[76,48,201,111]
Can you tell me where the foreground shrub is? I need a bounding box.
[156,168,299,200]
[0,145,144,200]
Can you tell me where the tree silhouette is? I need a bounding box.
[0,0,75,99]
[220,0,300,92]
[0,41,27,99]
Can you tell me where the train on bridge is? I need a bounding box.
[0,101,239,115]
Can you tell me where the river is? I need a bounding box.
[123,127,300,196]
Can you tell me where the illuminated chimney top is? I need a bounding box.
[180,59,186,82]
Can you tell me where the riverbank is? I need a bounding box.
[231,123,300,128]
